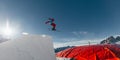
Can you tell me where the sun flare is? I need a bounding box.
[3,27,12,36]
[1,20,15,38]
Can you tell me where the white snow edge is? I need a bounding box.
[0,35,56,60]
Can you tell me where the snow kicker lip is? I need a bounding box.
[0,35,56,60]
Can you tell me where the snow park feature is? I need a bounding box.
[56,44,120,60]
[0,35,56,60]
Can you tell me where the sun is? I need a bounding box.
[3,27,12,36]
[1,20,15,38]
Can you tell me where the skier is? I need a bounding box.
[45,18,56,31]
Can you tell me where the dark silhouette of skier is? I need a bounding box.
[45,18,56,31]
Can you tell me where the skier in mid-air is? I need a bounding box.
[45,18,56,31]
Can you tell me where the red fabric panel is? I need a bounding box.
[56,44,120,60]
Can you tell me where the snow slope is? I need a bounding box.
[0,35,56,60]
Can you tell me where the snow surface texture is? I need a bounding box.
[0,35,56,60]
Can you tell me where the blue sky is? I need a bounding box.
[1,0,120,47]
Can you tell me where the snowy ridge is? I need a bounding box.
[0,35,56,60]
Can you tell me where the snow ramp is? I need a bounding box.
[0,35,56,60]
